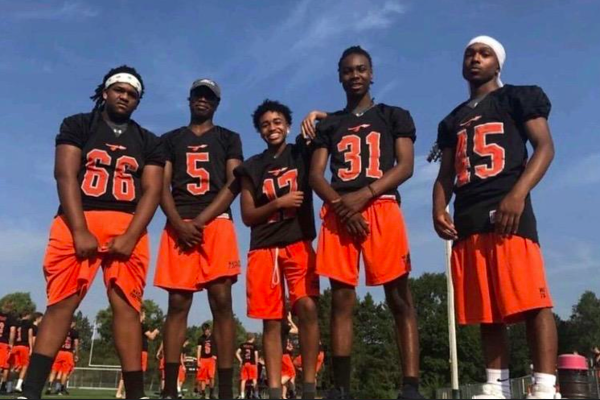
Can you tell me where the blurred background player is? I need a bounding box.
[236,334,259,399]
[196,323,217,399]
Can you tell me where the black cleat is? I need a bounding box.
[397,386,425,399]
[325,388,353,399]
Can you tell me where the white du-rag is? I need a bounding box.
[104,73,143,96]
[466,35,506,87]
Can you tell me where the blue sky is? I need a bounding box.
[1,0,599,333]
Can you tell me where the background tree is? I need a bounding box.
[0,292,36,316]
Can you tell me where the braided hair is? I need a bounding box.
[337,46,373,71]
[90,65,145,112]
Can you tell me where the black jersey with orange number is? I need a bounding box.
[60,329,79,352]
[0,313,15,344]
[239,342,257,365]
[55,112,165,214]
[198,334,215,359]
[437,85,551,243]
[15,319,33,347]
[163,126,244,219]
[313,104,416,200]
[234,136,316,250]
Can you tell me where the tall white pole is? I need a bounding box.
[445,206,460,398]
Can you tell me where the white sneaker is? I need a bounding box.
[526,383,559,399]
[472,384,508,399]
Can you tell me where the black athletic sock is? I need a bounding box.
[209,387,215,397]
[22,353,54,399]
[123,370,145,399]
[269,387,283,399]
[403,376,419,390]
[164,363,180,398]
[217,368,233,399]
[302,382,316,399]
[332,356,351,393]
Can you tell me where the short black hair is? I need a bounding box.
[252,99,292,131]
[90,65,145,111]
[32,312,43,320]
[338,46,373,71]
[201,323,211,331]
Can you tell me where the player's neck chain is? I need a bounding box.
[105,120,129,137]
[348,99,376,117]
[467,93,489,109]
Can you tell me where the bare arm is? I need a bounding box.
[8,326,15,348]
[159,161,202,249]
[236,348,243,364]
[194,159,242,227]
[197,345,201,361]
[308,148,369,238]
[55,145,98,259]
[432,148,458,240]
[287,313,298,335]
[106,164,164,258]
[28,328,34,350]
[495,117,555,235]
[338,137,415,219]
[239,176,303,227]
[74,338,80,362]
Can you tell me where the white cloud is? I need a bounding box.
[8,1,99,21]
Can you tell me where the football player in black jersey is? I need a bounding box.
[154,78,243,399]
[432,36,557,400]
[22,66,164,400]
[304,46,422,399]
[0,302,16,394]
[10,311,34,393]
[196,323,217,399]
[235,100,320,400]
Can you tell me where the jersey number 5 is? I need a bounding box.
[455,123,505,187]
[82,149,140,201]
[337,132,383,181]
[186,152,210,195]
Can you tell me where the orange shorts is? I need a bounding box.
[9,346,30,369]
[247,240,320,320]
[292,352,324,373]
[43,211,149,312]
[452,233,553,325]
[154,217,241,292]
[179,366,186,383]
[159,357,165,379]
[141,351,148,372]
[0,343,10,369]
[282,354,296,379]
[52,351,74,375]
[240,363,258,381]
[316,197,411,286]
[197,357,216,382]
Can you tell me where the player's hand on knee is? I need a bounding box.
[73,229,99,259]
[495,193,525,236]
[345,214,370,239]
[106,233,138,259]
[300,111,328,140]
[433,210,458,240]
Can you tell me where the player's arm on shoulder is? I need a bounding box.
[495,117,555,236]
[432,148,458,241]
[106,163,163,258]
[301,110,329,140]
[55,144,99,259]
[193,157,242,229]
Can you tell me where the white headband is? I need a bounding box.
[466,35,506,87]
[104,73,143,95]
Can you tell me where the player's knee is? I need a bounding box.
[167,295,193,317]
[385,290,413,317]
[209,291,233,316]
[294,298,318,322]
